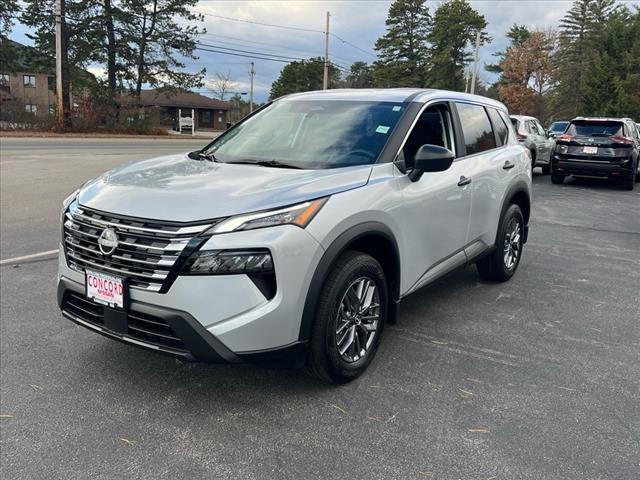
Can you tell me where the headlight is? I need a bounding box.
[557,145,569,154]
[208,197,328,234]
[181,249,273,275]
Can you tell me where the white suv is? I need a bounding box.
[57,89,532,383]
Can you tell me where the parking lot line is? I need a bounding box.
[0,249,59,265]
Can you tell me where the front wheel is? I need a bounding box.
[306,251,388,383]
[551,173,565,184]
[476,204,525,282]
[541,165,551,175]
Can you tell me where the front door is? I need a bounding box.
[395,103,472,292]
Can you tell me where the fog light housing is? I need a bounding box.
[181,249,273,275]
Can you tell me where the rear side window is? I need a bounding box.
[567,121,623,137]
[456,103,496,155]
[487,108,509,146]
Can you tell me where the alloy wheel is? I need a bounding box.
[503,218,522,270]
[335,277,380,363]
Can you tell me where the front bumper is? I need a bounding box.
[57,224,325,366]
[552,155,634,179]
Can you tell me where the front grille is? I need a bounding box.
[63,204,217,291]
[63,292,188,353]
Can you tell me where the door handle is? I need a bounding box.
[502,161,515,170]
[457,175,471,187]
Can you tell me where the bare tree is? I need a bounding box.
[209,71,237,101]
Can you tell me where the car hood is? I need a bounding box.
[78,153,372,222]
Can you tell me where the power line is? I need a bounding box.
[196,41,351,70]
[198,41,307,62]
[199,31,360,66]
[330,33,377,59]
[195,45,294,63]
[194,10,324,34]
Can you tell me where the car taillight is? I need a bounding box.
[609,135,634,145]
[517,133,528,141]
[557,134,573,142]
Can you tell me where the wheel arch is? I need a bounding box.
[298,222,401,342]
[500,181,531,245]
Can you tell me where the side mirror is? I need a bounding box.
[408,144,455,182]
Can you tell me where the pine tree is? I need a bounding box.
[485,24,531,75]
[427,0,489,91]
[372,0,431,88]
[346,61,374,89]
[270,58,341,99]
[118,0,206,99]
[582,5,640,118]
[552,0,617,117]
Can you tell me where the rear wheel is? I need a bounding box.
[541,165,551,175]
[551,172,565,184]
[306,251,388,383]
[476,204,524,282]
[530,149,536,171]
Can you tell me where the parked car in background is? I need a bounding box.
[510,115,555,174]
[547,121,569,139]
[551,117,639,190]
[57,89,532,383]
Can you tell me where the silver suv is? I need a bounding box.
[57,89,532,383]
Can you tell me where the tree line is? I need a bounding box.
[1,0,638,131]
[271,0,489,99]
[271,0,640,123]
[1,0,206,130]
[490,0,639,122]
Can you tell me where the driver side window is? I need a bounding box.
[400,105,454,170]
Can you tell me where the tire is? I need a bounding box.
[541,165,551,175]
[622,174,634,191]
[551,173,565,184]
[530,149,536,171]
[476,204,525,282]
[306,251,388,384]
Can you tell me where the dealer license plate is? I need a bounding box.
[583,146,598,154]
[86,269,126,309]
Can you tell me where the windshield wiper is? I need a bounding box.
[224,159,303,169]
[187,150,218,162]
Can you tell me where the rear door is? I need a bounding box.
[458,104,514,251]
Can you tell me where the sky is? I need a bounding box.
[7,0,640,102]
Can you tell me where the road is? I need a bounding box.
[0,137,209,260]
[1,137,639,479]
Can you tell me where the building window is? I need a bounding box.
[201,111,211,124]
[25,104,38,114]
[0,73,9,92]
[47,76,55,91]
[23,75,36,88]
[218,117,222,123]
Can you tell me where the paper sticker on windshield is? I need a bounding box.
[392,106,402,112]
[376,125,390,134]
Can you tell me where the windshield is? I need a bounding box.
[203,100,406,169]
[549,121,568,133]
[567,121,623,137]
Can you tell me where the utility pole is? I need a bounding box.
[55,0,64,130]
[249,62,255,113]
[323,11,330,90]
[470,30,481,95]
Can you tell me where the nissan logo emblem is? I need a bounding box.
[98,228,119,256]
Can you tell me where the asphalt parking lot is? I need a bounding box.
[1,137,639,479]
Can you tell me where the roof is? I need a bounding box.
[280,88,507,111]
[510,114,539,121]
[571,117,632,123]
[138,89,232,110]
